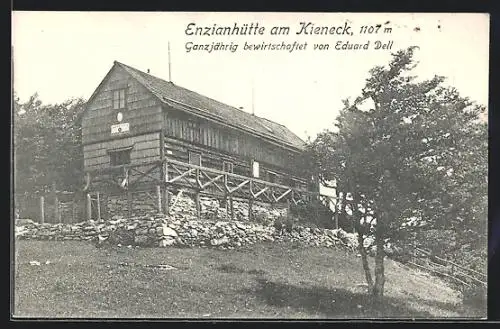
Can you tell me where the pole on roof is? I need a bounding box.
[168,41,172,82]
[251,78,255,116]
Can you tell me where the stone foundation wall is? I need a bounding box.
[16,215,402,258]
[106,191,158,219]
[105,191,287,224]
[17,191,369,252]
[15,215,357,251]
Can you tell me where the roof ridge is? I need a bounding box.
[116,61,169,81]
[114,61,306,149]
[118,61,263,118]
[169,83,246,112]
[258,116,287,127]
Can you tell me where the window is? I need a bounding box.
[109,149,131,166]
[252,160,260,178]
[222,161,234,173]
[113,89,126,110]
[188,151,202,166]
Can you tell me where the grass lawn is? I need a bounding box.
[12,240,483,319]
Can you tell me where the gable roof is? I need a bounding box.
[113,61,306,151]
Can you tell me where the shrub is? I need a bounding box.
[290,199,335,229]
[337,211,356,233]
[273,215,295,233]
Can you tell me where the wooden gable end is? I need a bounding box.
[81,64,162,145]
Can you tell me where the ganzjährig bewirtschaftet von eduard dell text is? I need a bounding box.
[184,21,394,53]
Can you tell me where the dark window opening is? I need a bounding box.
[109,149,131,166]
[189,151,202,166]
[113,89,126,110]
[223,161,234,173]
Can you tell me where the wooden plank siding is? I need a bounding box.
[91,163,162,187]
[162,108,308,189]
[83,132,160,170]
[81,66,162,146]
[81,63,312,194]
[163,108,303,178]
[164,137,304,186]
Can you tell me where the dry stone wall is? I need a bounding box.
[15,215,359,251]
[106,191,287,224]
[15,192,356,249]
[106,191,158,219]
[16,192,399,255]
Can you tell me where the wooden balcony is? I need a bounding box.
[81,158,337,221]
[84,157,321,204]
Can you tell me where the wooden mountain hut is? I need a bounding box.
[79,61,318,218]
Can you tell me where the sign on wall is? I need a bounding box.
[111,123,130,135]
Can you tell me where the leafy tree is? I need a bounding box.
[307,47,487,297]
[13,93,86,195]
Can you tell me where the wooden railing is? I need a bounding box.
[84,158,320,200]
[83,157,335,220]
[407,247,487,289]
[165,158,317,203]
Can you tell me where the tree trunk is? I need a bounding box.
[357,232,373,290]
[372,237,386,297]
[336,191,348,230]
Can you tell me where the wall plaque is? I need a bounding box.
[111,122,130,134]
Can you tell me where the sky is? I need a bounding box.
[12,12,489,140]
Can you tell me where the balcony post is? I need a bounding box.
[195,190,201,220]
